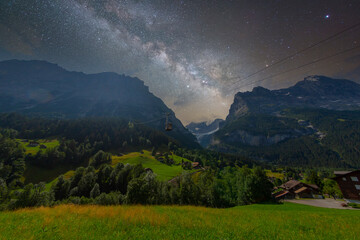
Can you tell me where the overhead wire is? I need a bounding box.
[131,112,174,125]
[228,21,360,88]
[132,116,166,125]
[231,45,360,92]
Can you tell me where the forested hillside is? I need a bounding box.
[0,114,272,211]
[211,108,360,168]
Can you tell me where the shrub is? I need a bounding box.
[95,192,124,205]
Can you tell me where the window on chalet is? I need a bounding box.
[342,177,346,181]
[355,185,360,190]
[350,176,359,182]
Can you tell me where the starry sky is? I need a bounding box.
[1,0,360,124]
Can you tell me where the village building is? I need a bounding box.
[333,170,360,203]
[192,162,201,169]
[274,180,321,199]
[27,141,39,147]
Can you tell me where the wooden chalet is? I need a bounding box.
[333,170,360,203]
[274,180,321,199]
[192,162,201,169]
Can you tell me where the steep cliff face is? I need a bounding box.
[226,76,360,121]
[0,60,198,148]
[219,130,295,147]
[205,76,360,168]
[213,114,314,147]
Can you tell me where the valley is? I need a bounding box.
[1,1,360,239]
[1,61,360,238]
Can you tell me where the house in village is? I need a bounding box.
[274,180,321,199]
[27,141,39,147]
[192,162,202,169]
[333,170,360,204]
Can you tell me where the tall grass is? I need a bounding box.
[0,203,359,239]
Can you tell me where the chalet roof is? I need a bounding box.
[334,171,352,176]
[280,180,301,190]
[294,187,308,194]
[192,162,200,167]
[308,184,319,190]
[279,180,319,190]
[333,170,360,179]
[275,191,289,198]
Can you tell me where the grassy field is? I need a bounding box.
[0,203,359,239]
[111,150,193,181]
[265,170,284,180]
[17,139,60,155]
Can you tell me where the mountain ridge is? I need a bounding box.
[208,75,360,168]
[0,59,199,148]
[227,75,360,121]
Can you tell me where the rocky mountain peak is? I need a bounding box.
[227,76,360,120]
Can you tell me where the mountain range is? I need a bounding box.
[0,60,198,148]
[227,75,360,121]
[2,60,360,168]
[199,76,360,168]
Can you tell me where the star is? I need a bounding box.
[0,0,359,124]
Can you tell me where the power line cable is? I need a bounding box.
[228,21,360,88]
[132,114,171,125]
[231,45,360,92]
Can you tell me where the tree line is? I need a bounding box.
[1,162,274,210]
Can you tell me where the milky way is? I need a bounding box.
[1,0,360,123]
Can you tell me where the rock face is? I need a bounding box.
[210,75,360,149]
[220,130,296,147]
[0,60,198,148]
[189,75,360,168]
[227,76,360,121]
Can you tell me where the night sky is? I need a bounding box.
[1,0,360,124]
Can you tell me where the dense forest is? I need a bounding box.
[212,108,360,168]
[0,113,275,210]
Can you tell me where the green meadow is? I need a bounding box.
[0,203,358,240]
[111,150,193,181]
[17,139,60,155]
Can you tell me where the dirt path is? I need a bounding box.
[285,199,358,210]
